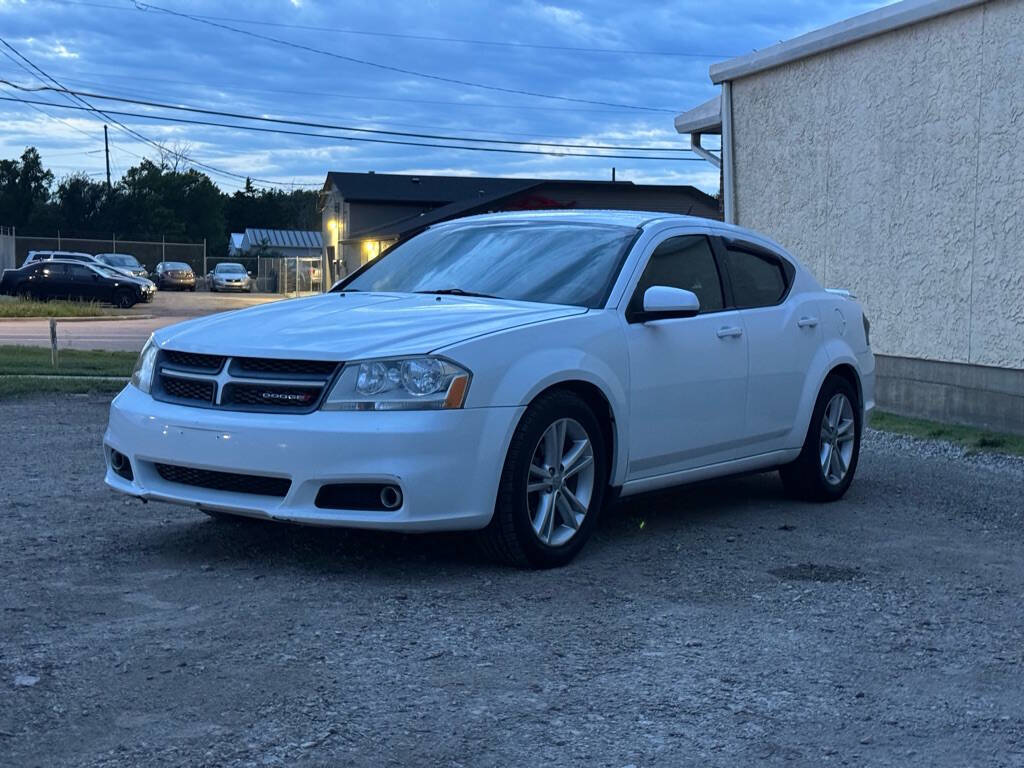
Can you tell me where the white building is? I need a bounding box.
[675,0,1024,433]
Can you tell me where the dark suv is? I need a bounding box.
[0,260,151,308]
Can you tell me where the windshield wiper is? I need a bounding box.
[415,287,498,299]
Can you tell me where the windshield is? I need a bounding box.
[98,254,139,267]
[216,263,246,273]
[164,262,191,271]
[90,264,123,279]
[337,221,638,308]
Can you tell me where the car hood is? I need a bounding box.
[154,292,587,360]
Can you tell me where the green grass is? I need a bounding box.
[871,410,1024,457]
[0,376,126,399]
[0,345,137,377]
[0,295,122,318]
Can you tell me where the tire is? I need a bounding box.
[113,290,136,309]
[780,375,862,502]
[477,390,608,568]
[189,286,196,292]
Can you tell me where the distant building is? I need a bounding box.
[318,171,719,280]
[227,232,244,257]
[674,0,1024,434]
[238,228,323,259]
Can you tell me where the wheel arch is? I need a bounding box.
[522,377,624,490]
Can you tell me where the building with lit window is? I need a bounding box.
[319,171,719,282]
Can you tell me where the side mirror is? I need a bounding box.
[632,286,700,323]
[247,271,252,276]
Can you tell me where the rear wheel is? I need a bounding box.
[780,375,861,501]
[478,390,607,568]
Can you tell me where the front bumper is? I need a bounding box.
[161,277,195,288]
[103,385,523,531]
[213,280,250,291]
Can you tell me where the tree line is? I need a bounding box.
[0,147,320,256]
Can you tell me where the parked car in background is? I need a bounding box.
[104,211,875,568]
[208,262,253,292]
[153,261,196,291]
[1,259,153,307]
[94,253,149,280]
[23,250,95,267]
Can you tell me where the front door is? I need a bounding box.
[623,234,748,480]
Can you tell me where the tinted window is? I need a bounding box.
[722,247,787,308]
[629,235,724,315]
[341,222,638,309]
[68,264,95,280]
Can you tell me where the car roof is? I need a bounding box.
[429,209,793,259]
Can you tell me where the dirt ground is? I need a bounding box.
[1,395,1022,767]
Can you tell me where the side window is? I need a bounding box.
[722,247,788,308]
[629,235,724,315]
[68,264,94,280]
[40,263,65,278]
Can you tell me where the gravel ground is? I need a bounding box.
[1,396,1023,767]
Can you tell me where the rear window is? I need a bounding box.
[722,247,788,308]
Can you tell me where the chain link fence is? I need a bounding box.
[0,226,14,272]
[14,235,207,275]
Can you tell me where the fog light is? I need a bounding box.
[379,485,403,510]
[109,448,134,481]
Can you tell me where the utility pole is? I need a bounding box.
[104,124,111,190]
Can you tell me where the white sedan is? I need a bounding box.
[104,211,874,568]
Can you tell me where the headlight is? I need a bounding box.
[322,356,470,411]
[130,337,159,393]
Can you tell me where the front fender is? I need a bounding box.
[441,312,631,486]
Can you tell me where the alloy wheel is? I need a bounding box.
[819,393,855,485]
[526,417,595,547]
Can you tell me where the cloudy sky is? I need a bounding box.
[0,0,888,194]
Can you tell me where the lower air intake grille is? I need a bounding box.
[154,463,291,497]
[161,376,215,403]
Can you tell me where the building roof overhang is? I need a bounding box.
[709,0,988,84]
[673,95,722,136]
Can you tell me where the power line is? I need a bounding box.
[0,80,713,154]
[0,95,708,162]
[133,0,678,113]
[0,63,692,116]
[0,65,714,146]
[0,38,316,188]
[47,0,732,59]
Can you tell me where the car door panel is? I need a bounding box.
[713,238,822,452]
[622,231,749,480]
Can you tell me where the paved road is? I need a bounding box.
[2,395,1023,767]
[0,292,284,351]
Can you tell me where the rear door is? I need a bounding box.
[623,232,749,479]
[713,237,822,452]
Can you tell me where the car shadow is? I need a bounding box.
[130,470,795,576]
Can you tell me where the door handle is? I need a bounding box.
[716,326,743,339]
[797,316,819,328]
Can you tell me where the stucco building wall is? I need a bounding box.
[730,0,1023,370]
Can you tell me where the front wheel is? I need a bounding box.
[478,390,607,568]
[113,290,136,309]
[780,375,861,501]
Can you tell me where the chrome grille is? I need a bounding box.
[154,463,290,497]
[153,350,340,412]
